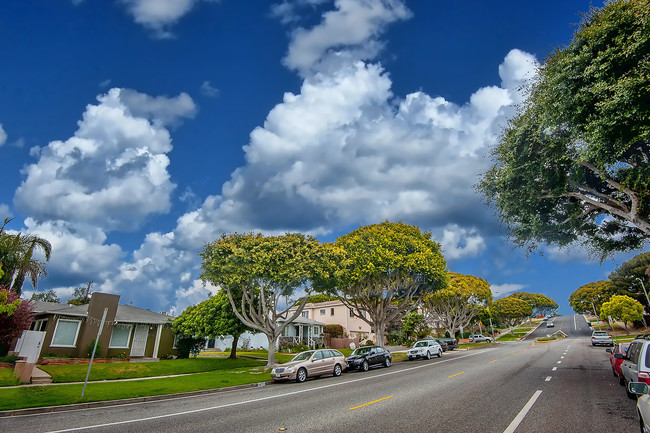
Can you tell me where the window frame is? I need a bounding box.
[50,318,82,348]
[109,324,133,349]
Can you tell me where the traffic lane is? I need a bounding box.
[67,343,584,433]
[0,350,476,433]
[506,338,638,432]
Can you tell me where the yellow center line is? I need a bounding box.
[448,371,465,378]
[349,395,393,410]
[488,360,497,364]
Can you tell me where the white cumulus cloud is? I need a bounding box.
[120,0,218,38]
[0,124,6,146]
[14,88,196,231]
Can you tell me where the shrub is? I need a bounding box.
[0,354,18,364]
[365,340,374,346]
[87,339,102,358]
[175,336,205,359]
[324,324,344,338]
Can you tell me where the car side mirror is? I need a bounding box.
[614,353,625,359]
[629,382,649,396]
[606,348,612,353]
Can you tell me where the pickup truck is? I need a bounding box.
[591,330,614,346]
[469,334,493,343]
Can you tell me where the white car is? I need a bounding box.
[627,382,650,432]
[407,339,442,360]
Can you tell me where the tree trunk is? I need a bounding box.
[374,321,386,347]
[229,335,239,360]
[266,334,276,370]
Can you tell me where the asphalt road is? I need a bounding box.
[1,315,640,433]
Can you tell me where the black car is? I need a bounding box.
[436,337,458,351]
[346,346,392,371]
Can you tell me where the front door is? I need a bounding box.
[130,325,148,357]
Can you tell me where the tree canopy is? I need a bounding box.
[31,289,60,303]
[568,281,613,315]
[608,252,650,306]
[600,294,643,333]
[328,222,448,346]
[0,287,33,344]
[0,218,52,295]
[421,271,491,339]
[172,290,252,359]
[478,0,650,258]
[491,297,533,329]
[508,292,558,316]
[201,232,336,369]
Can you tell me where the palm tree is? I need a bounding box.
[0,218,52,295]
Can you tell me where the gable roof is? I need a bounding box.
[31,300,174,325]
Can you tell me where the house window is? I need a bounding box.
[51,319,82,347]
[330,308,335,316]
[30,319,47,332]
[109,324,133,348]
[301,311,309,318]
[320,309,326,315]
[349,309,355,317]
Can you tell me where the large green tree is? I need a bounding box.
[172,290,252,359]
[568,281,613,315]
[0,219,52,295]
[608,252,650,306]
[201,232,336,369]
[491,297,533,333]
[31,289,60,303]
[479,0,650,258]
[327,222,448,346]
[421,271,492,340]
[509,292,559,317]
[600,294,643,333]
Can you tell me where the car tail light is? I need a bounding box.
[639,372,650,384]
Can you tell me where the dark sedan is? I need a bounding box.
[436,337,458,351]
[346,346,391,371]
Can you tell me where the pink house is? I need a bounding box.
[294,300,375,343]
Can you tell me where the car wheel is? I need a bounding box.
[333,363,342,377]
[384,357,391,368]
[437,349,442,358]
[296,367,307,383]
[425,351,431,360]
[361,360,369,372]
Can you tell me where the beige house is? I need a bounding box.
[294,300,375,343]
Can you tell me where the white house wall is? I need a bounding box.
[208,332,270,351]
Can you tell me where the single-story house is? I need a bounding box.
[15,292,177,359]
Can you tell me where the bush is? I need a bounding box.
[87,339,102,358]
[324,324,344,338]
[365,340,374,346]
[175,336,205,359]
[0,354,18,364]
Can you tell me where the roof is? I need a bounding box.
[279,315,325,326]
[31,300,174,325]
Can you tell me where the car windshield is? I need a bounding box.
[351,347,371,356]
[414,341,428,348]
[593,331,608,336]
[291,351,315,361]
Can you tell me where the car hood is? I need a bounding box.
[275,360,305,369]
[347,355,367,361]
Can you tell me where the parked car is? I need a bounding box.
[617,337,650,398]
[346,346,391,371]
[591,330,614,347]
[271,349,346,383]
[607,342,631,384]
[469,334,493,343]
[627,382,650,432]
[436,337,458,351]
[408,339,442,360]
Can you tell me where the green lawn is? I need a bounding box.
[38,357,265,383]
[0,369,18,387]
[0,365,270,411]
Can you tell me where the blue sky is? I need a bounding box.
[1,0,645,315]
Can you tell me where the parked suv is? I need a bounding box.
[469,334,493,343]
[408,339,442,360]
[617,337,650,398]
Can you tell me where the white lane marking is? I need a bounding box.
[44,351,485,432]
[552,367,557,371]
[561,356,564,359]
[557,361,562,364]
[545,376,552,382]
[503,390,543,433]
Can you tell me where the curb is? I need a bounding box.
[0,381,273,418]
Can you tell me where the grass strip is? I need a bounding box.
[0,369,18,387]
[38,358,264,383]
[0,366,270,411]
